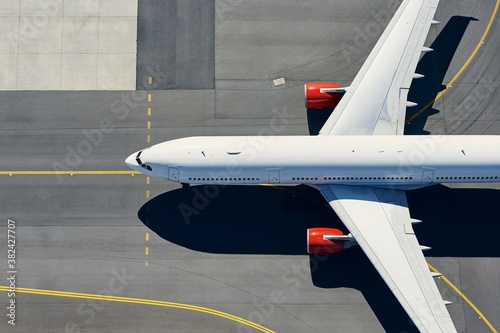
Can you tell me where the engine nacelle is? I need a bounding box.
[305,82,345,109]
[307,228,352,254]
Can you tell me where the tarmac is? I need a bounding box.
[0,0,499,332]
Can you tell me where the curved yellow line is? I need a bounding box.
[0,171,141,175]
[0,286,275,333]
[406,0,500,124]
[427,263,498,333]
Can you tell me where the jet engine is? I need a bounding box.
[305,82,345,109]
[307,228,354,254]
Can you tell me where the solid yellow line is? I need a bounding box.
[0,171,141,175]
[0,286,275,333]
[428,263,498,333]
[406,0,499,124]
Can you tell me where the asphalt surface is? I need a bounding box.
[0,0,499,332]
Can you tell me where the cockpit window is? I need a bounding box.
[135,150,152,171]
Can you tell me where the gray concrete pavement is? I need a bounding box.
[0,0,499,332]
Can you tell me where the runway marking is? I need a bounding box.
[0,286,276,333]
[406,0,500,124]
[0,171,141,175]
[428,263,498,333]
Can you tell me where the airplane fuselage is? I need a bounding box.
[127,135,500,190]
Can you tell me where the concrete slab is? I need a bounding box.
[0,1,20,16]
[61,54,98,90]
[1,0,138,91]
[62,17,99,54]
[97,54,137,90]
[20,0,63,16]
[17,53,62,90]
[0,54,18,89]
[100,0,138,16]
[64,0,99,16]
[17,16,63,54]
[98,17,138,54]
[0,16,19,53]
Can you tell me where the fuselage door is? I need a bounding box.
[269,171,280,184]
[421,169,434,183]
[168,167,180,181]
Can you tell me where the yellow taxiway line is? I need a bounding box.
[406,0,500,124]
[428,263,498,333]
[0,286,276,333]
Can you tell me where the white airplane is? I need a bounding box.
[126,0,500,331]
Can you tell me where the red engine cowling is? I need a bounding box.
[307,228,346,254]
[305,82,344,109]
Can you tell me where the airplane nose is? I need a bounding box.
[125,153,137,169]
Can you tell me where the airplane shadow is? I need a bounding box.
[139,185,342,255]
[310,250,420,332]
[139,184,500,257]
[307,108,334,135]
[139,184,500,332]
[405,16,477,135]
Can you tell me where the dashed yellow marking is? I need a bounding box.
[147,134,151,143]
[428,263,498,333]
[146,176,150,185]
[145,261,149,267]
[406,0,500,124]
[145,247,149,255]
[148,107,152,116]
[148,76,153,85]
[148,94,152,102]
[0,171,140,175]
[0,286,275,333]
[147,121,151,129]
[146,190,150,199]
[146,233,149,241]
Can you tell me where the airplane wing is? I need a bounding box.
[319,0,440,136]
[312,1,458,331]
[314,184,457,333]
